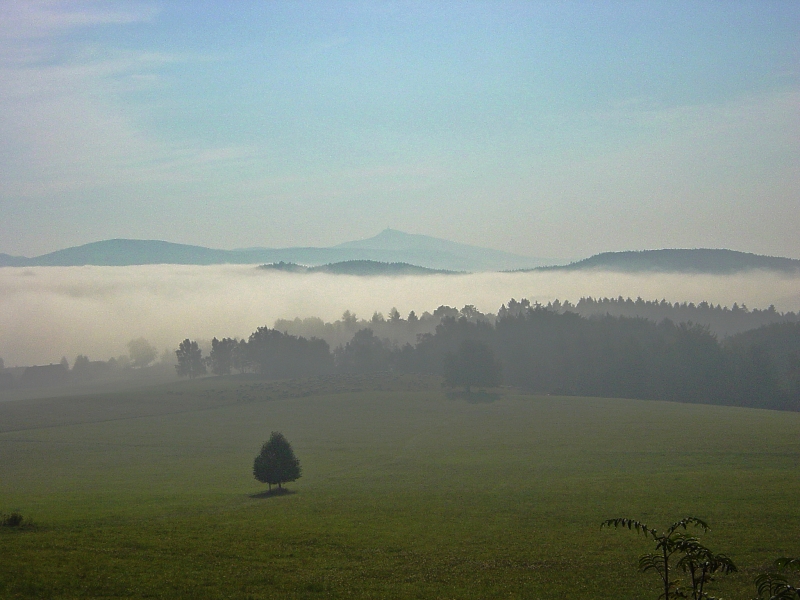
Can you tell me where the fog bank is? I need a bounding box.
[1,265,799,367]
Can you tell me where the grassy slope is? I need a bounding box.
[1,375,799,599]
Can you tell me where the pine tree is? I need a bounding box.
[253,432,301,491]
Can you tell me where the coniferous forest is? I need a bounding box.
[184,298,800,412]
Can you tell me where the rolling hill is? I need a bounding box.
[3,234,799,275]
[0,230,546,272]
[259,260,458,276]
[534,249,800,274]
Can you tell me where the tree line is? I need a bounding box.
[566,296,798,337]
[176,298,800,411]
[0,338,176,391]
[272,297,798,346]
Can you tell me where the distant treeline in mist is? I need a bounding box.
[273,305,490,349]
[186,298,800,411]
[3,297,798,410]
[0,340,175,391]
[275,296,799,347]
[567,296,798,337]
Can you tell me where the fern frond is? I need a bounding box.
[602,517,657,538]
[638,553,664,571]
[754,571,797,599]
[775,558,800,572]
[668,516,710,534]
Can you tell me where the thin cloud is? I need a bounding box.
[0,1,252,198]
[0,1,159,41]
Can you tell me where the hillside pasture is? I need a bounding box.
[1,375,798,598]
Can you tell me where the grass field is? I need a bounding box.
[1,374,799,599]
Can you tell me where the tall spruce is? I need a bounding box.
[253,432,301,491]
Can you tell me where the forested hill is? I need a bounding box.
[537,249,800,274]
[259,261,457,276]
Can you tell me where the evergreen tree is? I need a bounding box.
[253,432,301,491]
[175,339,206,378]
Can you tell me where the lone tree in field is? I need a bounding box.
[443,339,502,393]
[175,339,206,378]
[253,432,301,491]
[602,517,736,600]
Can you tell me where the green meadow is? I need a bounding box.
[1,375,799,599]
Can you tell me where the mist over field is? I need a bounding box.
[2,265,799,367]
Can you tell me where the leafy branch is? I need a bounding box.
[754,558,800,599]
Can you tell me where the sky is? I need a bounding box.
[1,1,798,259]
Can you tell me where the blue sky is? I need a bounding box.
[1,1,798,258]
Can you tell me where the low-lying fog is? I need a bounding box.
[2,265,799,367]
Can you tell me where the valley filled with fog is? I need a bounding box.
[2,264,799,367]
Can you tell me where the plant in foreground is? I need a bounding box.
[602,517,736,599]
[754,557,800,599]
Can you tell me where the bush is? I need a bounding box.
[1,512,24,527]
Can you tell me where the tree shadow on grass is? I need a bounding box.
[249,488,297,499]
[445,390,502,404]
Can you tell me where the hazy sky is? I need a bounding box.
[1,1,798,258]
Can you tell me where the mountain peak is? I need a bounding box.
[335,229,438,251]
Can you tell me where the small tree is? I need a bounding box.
[443,339,502,393]
[128,338,158,368]
[253,432,301,491]
[175,339,206,378]
[335,328,392,373]
[208,337,237,376]
[231,339,250,373]
[602,517,736,600]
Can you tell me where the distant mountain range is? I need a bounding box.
[534,249,800,274]
[2,232,798,275]
[259,260,457,276]
[0,229,547,272]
